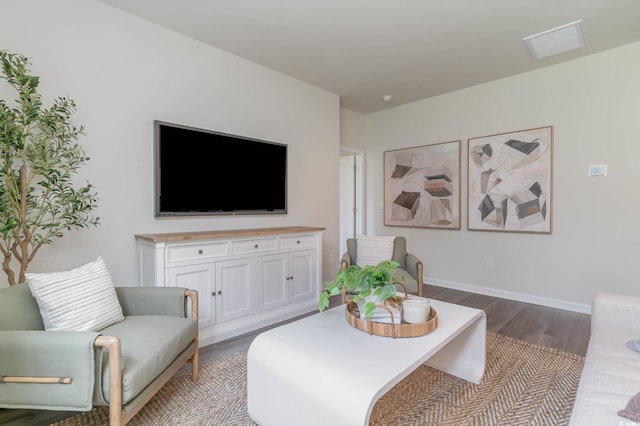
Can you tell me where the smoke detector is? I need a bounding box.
[382,95,393,103]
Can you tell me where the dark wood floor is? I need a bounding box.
[0,284,591,425]
[423,284,590,356]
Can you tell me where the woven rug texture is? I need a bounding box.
[55,332,585,426]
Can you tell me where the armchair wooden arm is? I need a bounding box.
[94,289,199,426]
[94,336,123,426]
[416,261,424,297]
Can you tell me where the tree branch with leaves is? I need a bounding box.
[0,51,99,285]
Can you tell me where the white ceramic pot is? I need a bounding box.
[402,299,430,324]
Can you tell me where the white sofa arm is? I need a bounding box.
[591,292,640,332]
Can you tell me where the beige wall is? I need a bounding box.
[340,107,365,151]
[363,41,640,310]
[0,0,340,286]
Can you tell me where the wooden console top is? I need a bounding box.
[135,226,325,243]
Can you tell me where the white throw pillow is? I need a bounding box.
[26,257,124,331]
[356,235,395,267]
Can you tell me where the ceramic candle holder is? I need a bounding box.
[402,299,430,324]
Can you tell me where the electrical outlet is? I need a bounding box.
[485,258,494,269]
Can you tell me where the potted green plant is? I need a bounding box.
[0,51,99,285]
[318,260,404,318]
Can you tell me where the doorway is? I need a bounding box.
[339,150,364,256]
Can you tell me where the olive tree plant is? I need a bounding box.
[0,51,99,285]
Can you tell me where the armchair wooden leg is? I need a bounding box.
[94,336,124,426]
[417,262,424,297]
[190,349,199,382]
[185,289,200,382]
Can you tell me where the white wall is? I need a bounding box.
[364,41,640,309]
[0,0,340,287]
[340,107,365,151]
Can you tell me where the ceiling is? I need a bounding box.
[98,0,640,114]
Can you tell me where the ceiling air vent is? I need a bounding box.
[523,20,587,60]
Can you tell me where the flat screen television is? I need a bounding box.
[154,120,287,216]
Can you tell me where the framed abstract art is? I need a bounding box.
[384,141,461,229]
[467,126,553,234]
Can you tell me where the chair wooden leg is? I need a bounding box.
[185,289,200,382]
[417,262,424,297]
[190,347,199,382]
[95,336,124,426]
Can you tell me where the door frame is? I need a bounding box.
[339,148,365,250]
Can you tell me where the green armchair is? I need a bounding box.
[0,284,199,426]
[341,236,424,302]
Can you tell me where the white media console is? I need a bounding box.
[135,226,324,347]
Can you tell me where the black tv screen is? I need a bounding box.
[154,121,287,216]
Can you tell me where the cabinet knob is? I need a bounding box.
[254,244,259,248]
[297,240,300,244]
[211,292,216,297]
[198,249,203,254]
[218,290,222,295]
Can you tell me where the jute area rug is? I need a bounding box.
[55,332,585,426]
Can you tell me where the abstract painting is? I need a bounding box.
[384,141,461,229]
[468,126,552,234]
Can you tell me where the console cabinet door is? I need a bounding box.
[289,250,318,303]
[215,258,256,323]
[257,254,288,311]
[166,263,216,329]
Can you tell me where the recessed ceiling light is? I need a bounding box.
[523,20,587,60]
[382,95,393,102]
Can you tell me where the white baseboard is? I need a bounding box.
[425,277,591,315]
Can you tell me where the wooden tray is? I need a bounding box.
[345,300,438,338]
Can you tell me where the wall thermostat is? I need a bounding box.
[588,164,608,176]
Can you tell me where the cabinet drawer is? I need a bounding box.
[167,242,229,264]
[280,235,316,250]
[232,238,277,254]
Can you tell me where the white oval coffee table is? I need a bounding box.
[248,299,486,426]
